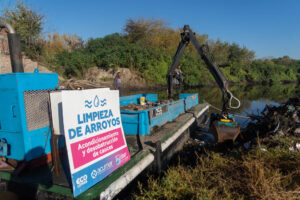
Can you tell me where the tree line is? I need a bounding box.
[1,1,299,86]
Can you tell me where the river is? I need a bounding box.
[124,83,300,127]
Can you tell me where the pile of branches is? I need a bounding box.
[59,79,110,90]
[120,100,172,111]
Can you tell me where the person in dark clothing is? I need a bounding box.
[174,65,183,83]
[113,72,122,96]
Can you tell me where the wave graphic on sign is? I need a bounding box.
[85,100,92,108]
[100,99,107,106]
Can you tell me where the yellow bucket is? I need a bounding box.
[140,96,146,105]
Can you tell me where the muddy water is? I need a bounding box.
[124,83,300,127]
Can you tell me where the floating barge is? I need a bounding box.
[0,20,212,199]
[0,93,209,200]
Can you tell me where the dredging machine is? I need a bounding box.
[167,25,241,142]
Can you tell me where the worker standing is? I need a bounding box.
[113,72,122,96]
[174,65,183,84]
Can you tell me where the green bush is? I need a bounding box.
[55,50,94,78]
[36,18,300,85]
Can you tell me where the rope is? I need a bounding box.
[227,90,241,109]
[204,100,251,119]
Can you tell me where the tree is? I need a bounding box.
[123,18,180,52]
[124,18,166,42]
[62,33,84,51]
[2,0,45,58]
[45,32,84,53]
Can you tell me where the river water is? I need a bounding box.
[124,83,300,127]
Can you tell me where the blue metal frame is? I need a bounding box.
[179,93,199,111]
[120,94,185,136]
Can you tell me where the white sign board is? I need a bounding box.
[52,88,130,197]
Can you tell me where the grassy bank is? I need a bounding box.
[134,96,300,200]
[134,137,300,200]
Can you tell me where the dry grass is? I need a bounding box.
[134,138,300,200]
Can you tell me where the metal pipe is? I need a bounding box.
[0,19,24,73]
[0,20,15,34]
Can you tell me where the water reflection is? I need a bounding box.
[123,83,300,127]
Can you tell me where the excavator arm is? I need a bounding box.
[167,25,237,113]
[167,25,241,143]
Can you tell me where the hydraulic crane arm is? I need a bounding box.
[167,25,239,113]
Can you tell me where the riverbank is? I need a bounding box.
[134,140,300,200]
[132,97,300,200]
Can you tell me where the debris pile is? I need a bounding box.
[243,97,300,137]
[120,100,172,111]
[192,97,300,152]
[239,97,300,151]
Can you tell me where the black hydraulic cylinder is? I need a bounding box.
[7,33,24,73]
[184,25,228,92]
[167,39,188,98]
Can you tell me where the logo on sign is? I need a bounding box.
[84,96,107,109]
[116,157,121,165]
[115,153,127,165]
[76,175,88,188]
[90,161,113,179]
[91,170,97,179]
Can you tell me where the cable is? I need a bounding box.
[204,100,250,119]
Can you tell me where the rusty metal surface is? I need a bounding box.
[0,159,14,170]
[210,121,240,143]
[51,135,61,177]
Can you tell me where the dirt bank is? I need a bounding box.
[0,53,64,81]
[83,66,147,88]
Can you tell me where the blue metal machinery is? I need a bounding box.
[0,73,58,161]
[0,20,59,162]
[120,93,198,136]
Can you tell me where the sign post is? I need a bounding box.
[59,89,130,197]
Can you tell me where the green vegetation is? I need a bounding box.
[1,1,300,85]
[134,138,300,200]
[2,0,44,59]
